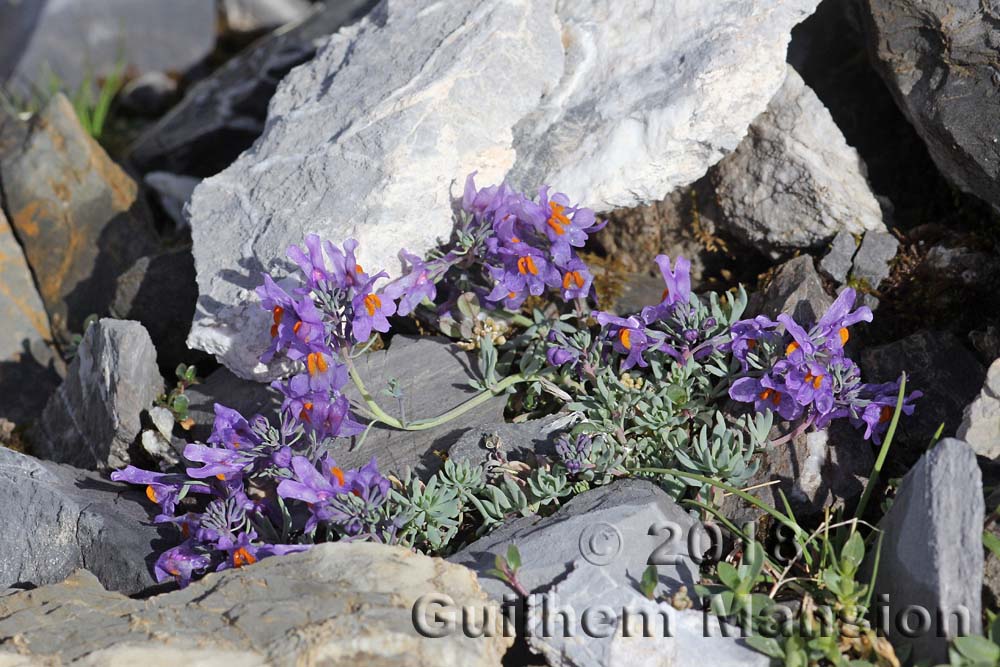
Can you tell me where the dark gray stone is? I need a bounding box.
[0,543,510,665]
[868,438,983,664]
[128,0,378,177]
[0,0,46,84]
[446,414,573,471]
[33,319,163,471]
[818,230,858,283]
[110,247,203,373]
[6,0,215,98]
[0,446,168,595]
[849,230,898,290]
[860,0,1000,213]
[720,422,874,529]
[750,255,833,324]
[449,479,703,602]
[861,330,984,455]
[0,94,157,339]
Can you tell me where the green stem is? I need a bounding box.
[853,372,906,522]
[343,346,529,431]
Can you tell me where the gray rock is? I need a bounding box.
[6,0,215,98]
[0,208,62,425]
[711,66,885,258]
[117,71,178,116]
[33,319,163,471]
[750,255,833,324]
[720,423,874,529]
[142,171,199,229]
[849,230,898,291]
[186,0,821,379]
[524,567,770,667]
[868,438,983,664]
[446,414,574,471]
[110,248,202,373]
[221,0,313,34]
[128,0,378,177]
[0,542,512,666]
[818,230,859,283]
[861,331,984,455]
[450,479,703,602]
[925,244,1000,287]
[0,447,168,595]
[958,358,1000,460]
[859,0,1000,213]
[0,94,157,339]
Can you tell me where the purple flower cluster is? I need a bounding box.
[462,174,603,309]
[111,400,393,587]
[727,288,920,442]
[586,253,731,371]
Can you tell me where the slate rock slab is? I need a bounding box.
[128,0,379,177]
[6,0,215,98]
[110,247,203,373]
[818,230,859,284]
[0,208,61,425]
[958,358,1000,460]
[861,330,984,457]
[0,447,169,595]
[187,0,821,379]
[0,94,157,338]
[337,336,507,476]
[849,230,898,291]
[867,438,983,664]
[450,479,704,602]
[712,66,885,257]
[33,319,163,471]
[0,543,511,667]
[446,413,574,471]
[859,0,1000,212]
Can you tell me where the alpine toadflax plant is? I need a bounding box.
[113,172,916,587]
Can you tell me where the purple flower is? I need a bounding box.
[462,172,521,221]
[850,380,922,443]
[257,274,297,362]
[595,312,653,370]
[154,540,212,586]
[384,250,437,316]
[351,277,396,343]
[522,188,601,264]
[729,374,803,421]
[208,404,261,450]
[556,434,593,475]
[547,345,579,367]
[111,466,210,519]
[554,256,594,302]
[816,288,873,350]
[486,246,560,309]
[322,238,369,290]
[272,371,364,440]
[729,316,779,371]
[183,443,256,482]
[654,254,692,307]
[287,233,331,290]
